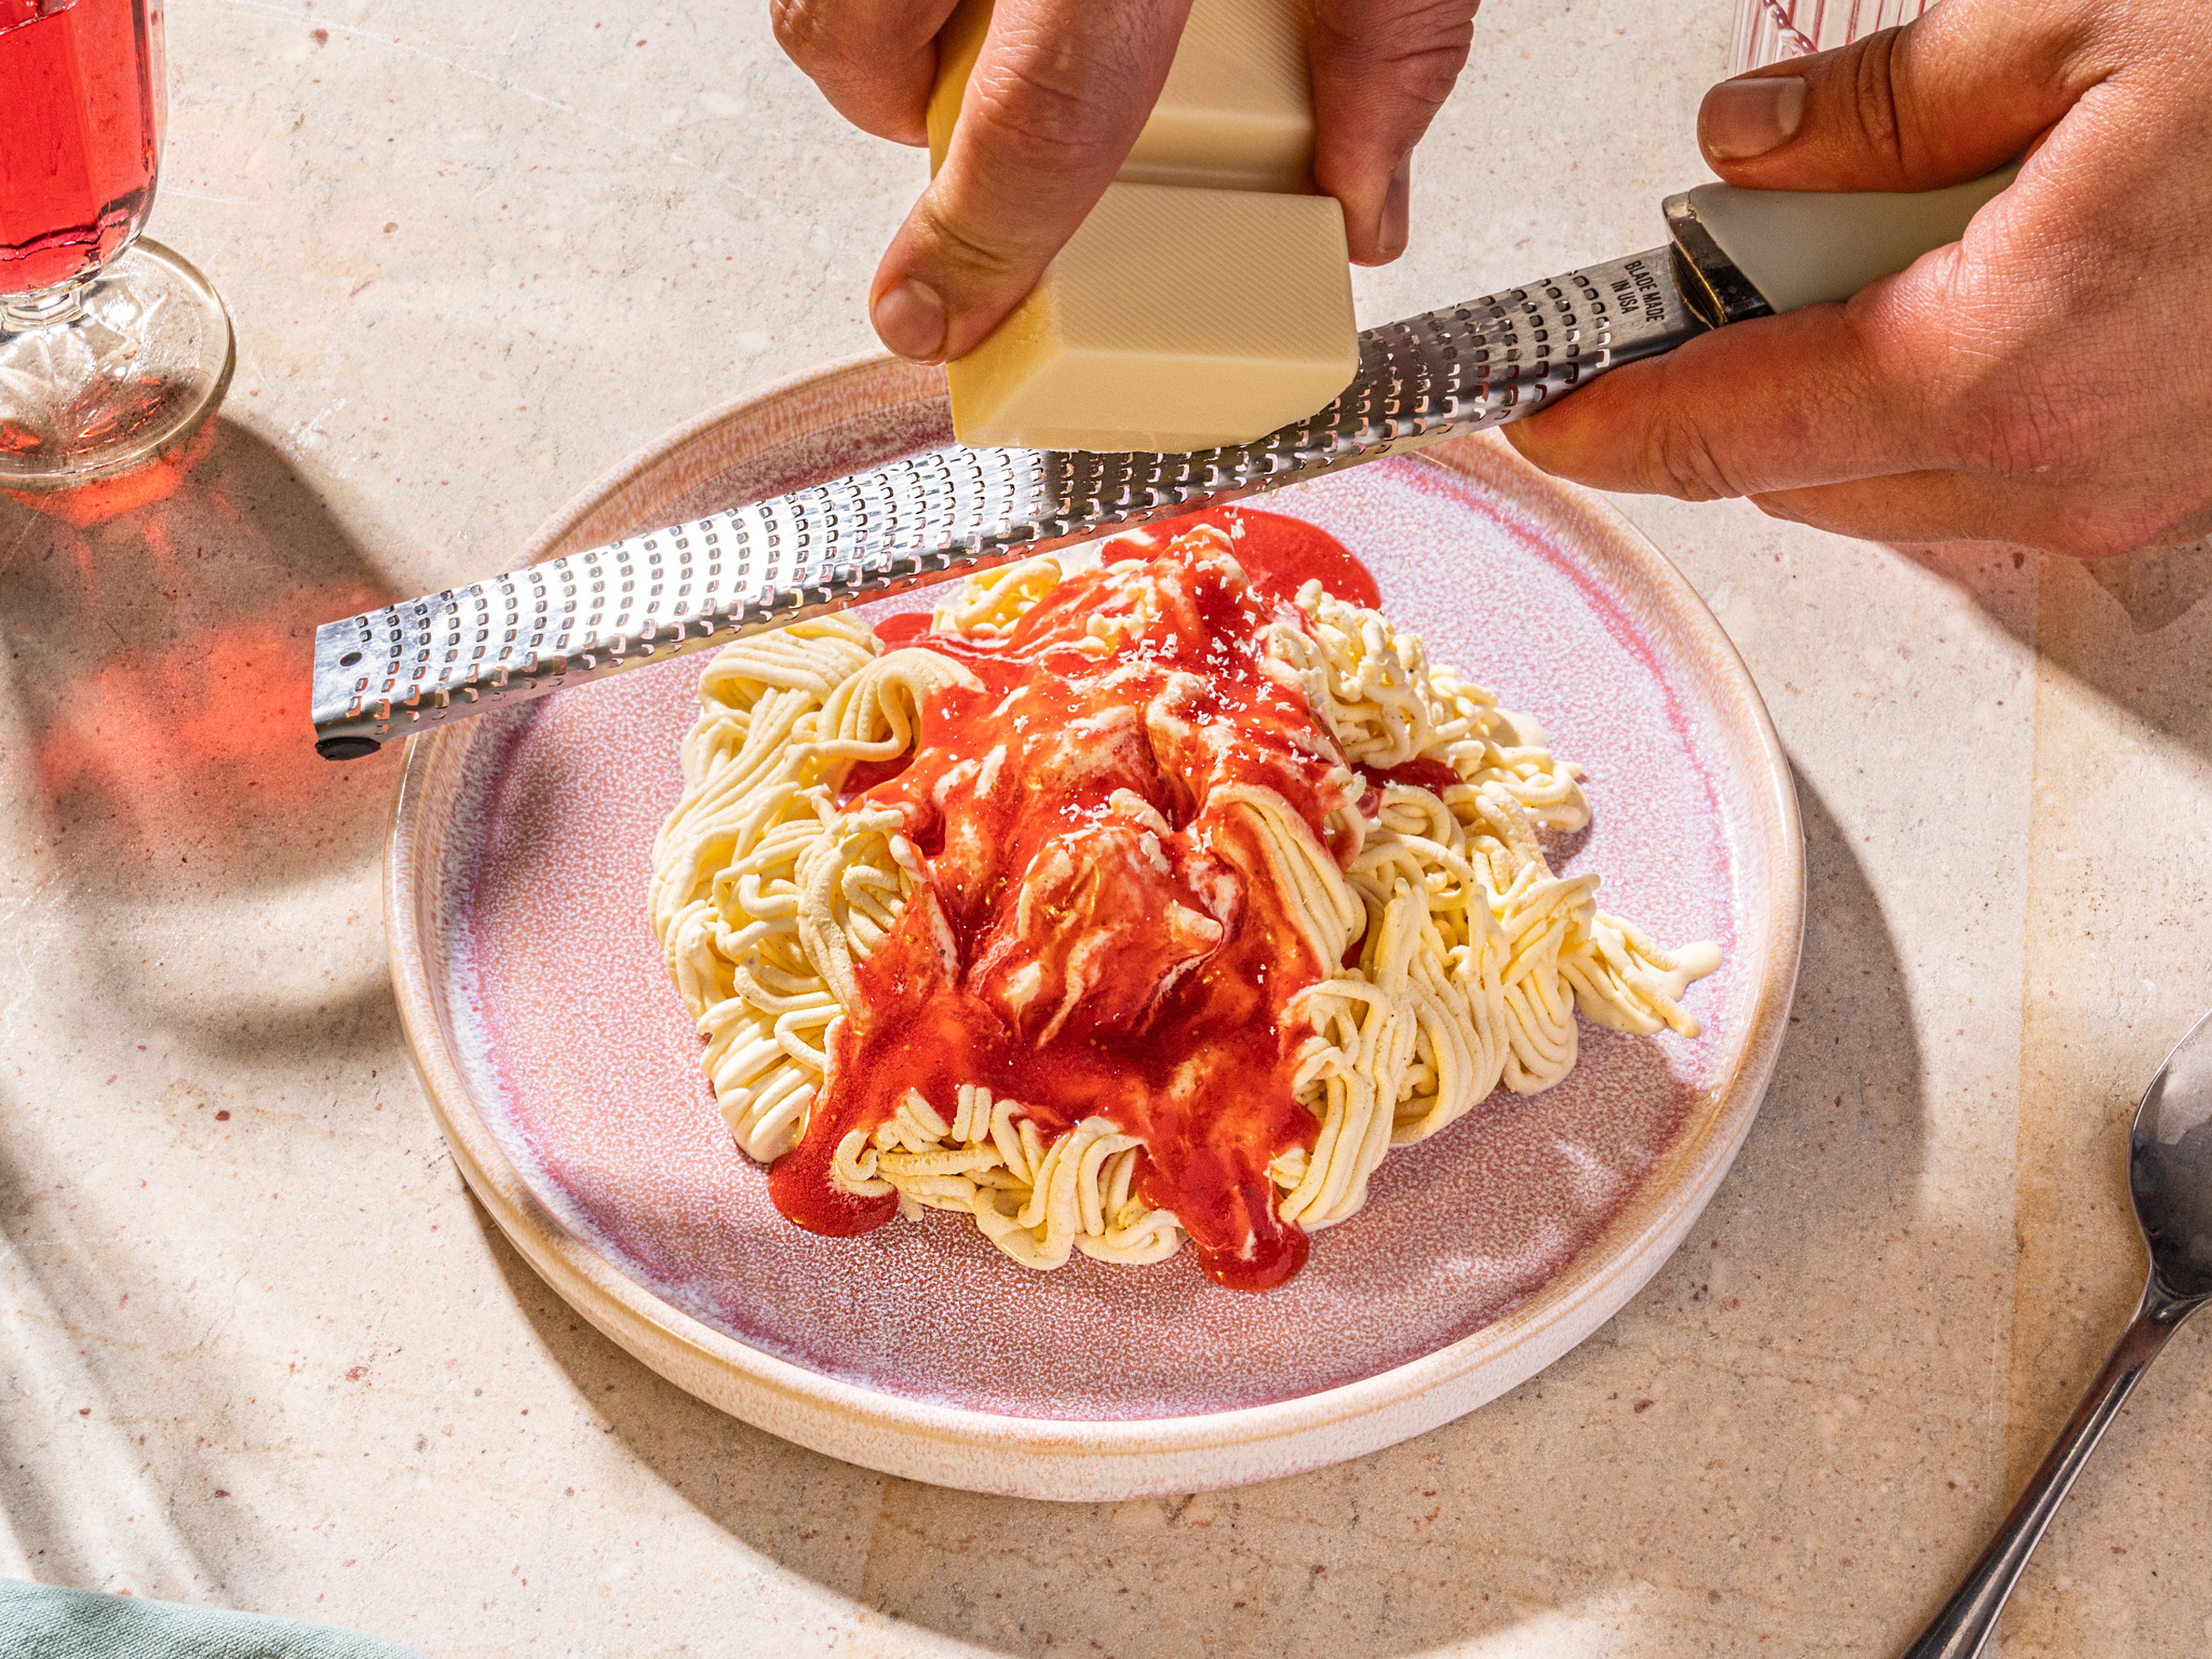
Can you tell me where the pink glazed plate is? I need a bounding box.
[386,357,1803,1500]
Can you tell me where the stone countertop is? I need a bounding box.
[3,0,2207,1653]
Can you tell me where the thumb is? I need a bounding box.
[1698,0,2089,190]
[869,0,1193,363]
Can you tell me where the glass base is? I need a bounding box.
[0,238,236,492]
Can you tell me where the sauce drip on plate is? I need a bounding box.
[768,510,1378,1289]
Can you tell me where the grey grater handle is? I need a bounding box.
[312,172,2013,759]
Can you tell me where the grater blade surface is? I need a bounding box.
[312,249,1703,758]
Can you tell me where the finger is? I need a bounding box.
[1505,264,1968,500]
[1698,0,2099,188]
[870,0,1194,362]
[772,0,960,145]
[1308,0,1480,265]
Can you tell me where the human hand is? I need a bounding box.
[1506,0,2212,556]
[771,0,1482,364]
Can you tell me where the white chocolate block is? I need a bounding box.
[1122,0,1314,193]
[946,183,1356,453]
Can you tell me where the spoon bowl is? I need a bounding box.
[2131,1012,2212,1300]
[1902,1009,2212,1658]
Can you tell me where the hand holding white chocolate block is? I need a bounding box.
[772,0,1481,381]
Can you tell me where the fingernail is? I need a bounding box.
[1376,158,1411,260]
[872,278,946,362]
[1701,75,1806,161]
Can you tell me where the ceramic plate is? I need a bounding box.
[387,357,1802,1499]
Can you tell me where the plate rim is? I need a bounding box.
[384,357,1805,1498]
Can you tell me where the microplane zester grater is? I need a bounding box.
[310,172,2012,759]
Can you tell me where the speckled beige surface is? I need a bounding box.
[1,0,2205,1653]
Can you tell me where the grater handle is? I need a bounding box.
[1665,166,2017,324]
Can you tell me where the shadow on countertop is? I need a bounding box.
[0,419,399,895]
[1900,535,2212,759]
[0,419,404,1065]
[478,770,1937,1657]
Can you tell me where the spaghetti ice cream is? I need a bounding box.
[649,509,1719,1289]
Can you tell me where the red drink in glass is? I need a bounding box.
[0,0,225,490]
[0,0,166,296]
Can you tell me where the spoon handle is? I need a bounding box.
[1898,1279,2198,1659]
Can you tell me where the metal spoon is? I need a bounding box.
[1901,1009,2212,1658]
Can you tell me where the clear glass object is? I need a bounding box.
[0,0,233,491]
[1729,0,1931,74]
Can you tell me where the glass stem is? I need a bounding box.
[2,278,90,334]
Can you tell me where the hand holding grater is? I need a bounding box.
[311,171,2011,760]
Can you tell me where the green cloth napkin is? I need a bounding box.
[0,1580,428,1659]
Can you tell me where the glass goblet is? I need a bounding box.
[1,0,234,491]
[1729,0,1933,73]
